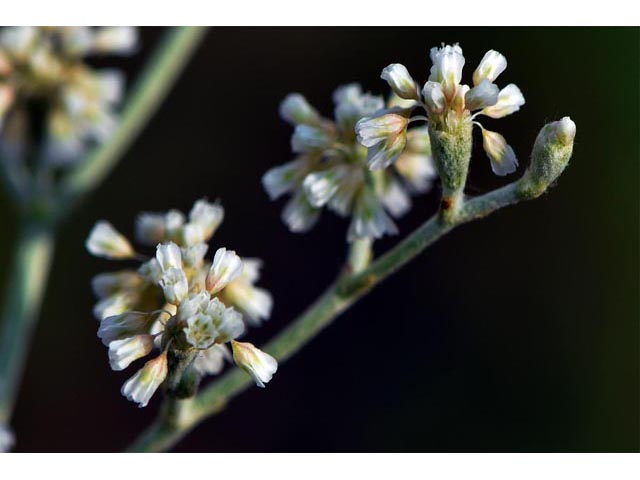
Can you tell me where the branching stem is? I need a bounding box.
[127,177,536,452]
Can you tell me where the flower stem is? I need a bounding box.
[127,177,535,452]
[56,26,208,216]
[0,219,55,427]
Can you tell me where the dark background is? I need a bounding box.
[0,27,638,452]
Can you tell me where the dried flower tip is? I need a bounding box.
[280,93,321,125]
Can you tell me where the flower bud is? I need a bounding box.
[422,81,446,114]
[98,312,153,346]
[189,199,224,240]
[91,270,143,299]
[481,129,519,176]
[193,344,231,376]
[291,124,334,153]
[86,221,134,259]
[160,267,189,305]
[231,340,278,388]
[472,49,507,86]
[522,117,576,195]
[108,334,155,371]
[121,351,168,408]
[279,93,321,125]
[464,79,499,111]
[380,63,419,101]
[206,248,243,294]
[93,27,138,55]
[156,242,182,271]
[135,213,166,246]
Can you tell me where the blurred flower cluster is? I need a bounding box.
[263,84,437,242]
[0,26,138,166]
[356,44,526,176]
[86,199,277,407]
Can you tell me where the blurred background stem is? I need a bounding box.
[0,27,207,440]
[0,218,54,426]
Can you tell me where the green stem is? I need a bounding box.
[57,26,208,216]
[127,177,534,452]
[0,219,55,426]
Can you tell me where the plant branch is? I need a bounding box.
[127,176,539,452]
[0,219,55,427]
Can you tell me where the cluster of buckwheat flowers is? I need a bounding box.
[86,199,277,407]
[355,44,526,210]
[263,84,437,241]
[0,26,137,165]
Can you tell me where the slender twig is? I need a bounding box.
[127,177,537,452]
[0,219,55,426]
[56,26,208,217]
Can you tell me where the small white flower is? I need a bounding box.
[184,313,219,349]
[215,307,245,344]
[95,69,125,105]
[97,311,153,346]
[366,133,407,171]
[231,340,278,388]
[381,63,419,101]
[138,258,163,284]
[86,221,134,259]
[121,352,168,408]
[395,152,437,193]
[181,243,208,269]
[553,116,576,145]
[348,188,398,242]
[281,192,320,233]
[91,270,143,299]
[160,267,189,305]
[108,334,155,371]
[189,199,224,241]
[473,49,507,86]
[422,81,446,114]
[333,84,384,134]
[290,124,334,153]
[481,128,519,176]
[92,27,138,55]
[135,213,166,246]
[262,157,316,200]
[156,242,182,272]
[223,259,273,326]
[279,93,321,125]
[355,113,408,148]
[193,344,231,376]
[0,423,15,453]
[206,248,243,294]
[302,165,348,208]
[164,210,186,238]
[429,44,465,99]
[93,292,135,320]
[464,79,499,111]
[481,84,525,119]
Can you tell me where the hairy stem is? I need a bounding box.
[0,219,55,426]
[127,177,534,452]
[57,26,208,216]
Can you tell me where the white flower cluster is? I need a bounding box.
[263,84,437,242]
[0,27,138,165]
[356,44,526,176]
[86,199,277,408]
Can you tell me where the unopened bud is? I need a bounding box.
[521,117,576,197]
